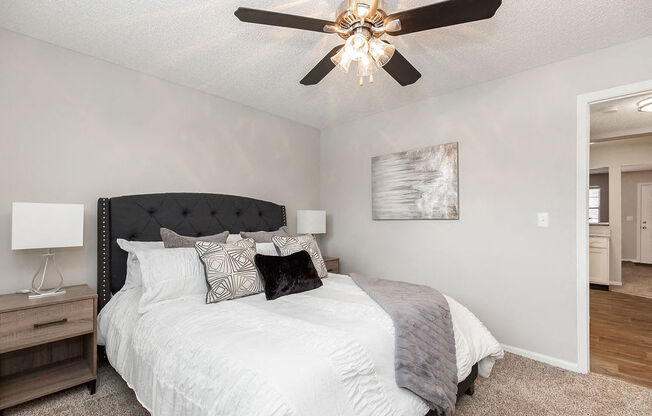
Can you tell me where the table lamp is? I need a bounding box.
[297,210,326,235]
[12,202,84,299]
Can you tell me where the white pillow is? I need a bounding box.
[135,248,207,313]
[226,233,243,243]
[255,242,278,256]
[116,239,164,290]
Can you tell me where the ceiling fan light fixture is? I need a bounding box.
[345,33,369,59]
[356,54,378,78]
[331,47,353,72]
[369,38,395,67]
[638,97,652,113]
[331,28,393,84]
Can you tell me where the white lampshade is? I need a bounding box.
[12,203,84,250]
[297,210,326,235]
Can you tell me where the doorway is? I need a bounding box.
[611,172,652,299]
[580,82,652,388]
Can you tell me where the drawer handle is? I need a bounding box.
[34,318,68,329]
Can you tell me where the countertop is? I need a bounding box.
[589,224,611,238]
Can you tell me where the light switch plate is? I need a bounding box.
[537,212,549,228]
[626,216,634,221]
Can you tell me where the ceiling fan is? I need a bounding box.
[234,0,502,87]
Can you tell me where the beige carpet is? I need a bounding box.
[5,353,651,415]
[612,262,652,299]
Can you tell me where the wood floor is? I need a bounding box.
[590,288,652,388]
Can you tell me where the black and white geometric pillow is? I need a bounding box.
[272,234,328,279]
[195,238,262,304]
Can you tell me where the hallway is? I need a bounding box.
[613,262,652,299]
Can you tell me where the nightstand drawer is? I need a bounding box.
[0,299,93,353]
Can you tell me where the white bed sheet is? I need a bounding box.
[99,274,503,416]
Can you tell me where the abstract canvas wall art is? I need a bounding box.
[372,142,459,220]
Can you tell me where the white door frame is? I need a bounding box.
[637,182,652,263]
[576,80,652,374]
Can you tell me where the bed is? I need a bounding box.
[96,193,503,416]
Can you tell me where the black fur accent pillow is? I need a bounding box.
[254,250,323,300]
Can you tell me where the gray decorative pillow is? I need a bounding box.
[195,238,262,304]
[160,228,228,248]
[272,234,328,279]
[240,226,290,243]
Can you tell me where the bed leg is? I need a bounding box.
[465,382,475,396]
[87,380,97,395]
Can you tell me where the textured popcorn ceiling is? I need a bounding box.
[1,1,651,128]
[591,92,652,141]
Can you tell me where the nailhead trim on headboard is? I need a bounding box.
[97,198,111,311]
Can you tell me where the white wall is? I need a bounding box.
[591,136,652,280]
[590,135,652,168]
[320,36,652,365]
[0,28,321,295]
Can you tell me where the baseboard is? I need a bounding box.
[501,344,581,373]
[609,281,622,286]
[590,283,609,291]
[621,258,638,263]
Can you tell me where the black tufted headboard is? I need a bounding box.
[97,193,286,311]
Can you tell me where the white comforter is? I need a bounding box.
[98,274,503,416]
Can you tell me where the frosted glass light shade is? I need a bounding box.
[345,34,369,60]
[331,47,353,72]
[12,202,84,250]
[297,210,326,235]
[369,38,395,67]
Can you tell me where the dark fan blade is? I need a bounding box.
[235,7,334,33]
[382,49,421,86]
[385,0,502,36]
[300,45,344,85]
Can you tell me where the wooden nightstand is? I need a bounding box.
[324,257,340,274]
[0,285,97,412]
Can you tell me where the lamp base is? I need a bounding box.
[28,289,67,300]
[30,249,66,299]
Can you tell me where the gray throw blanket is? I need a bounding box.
[350,273,457,416]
